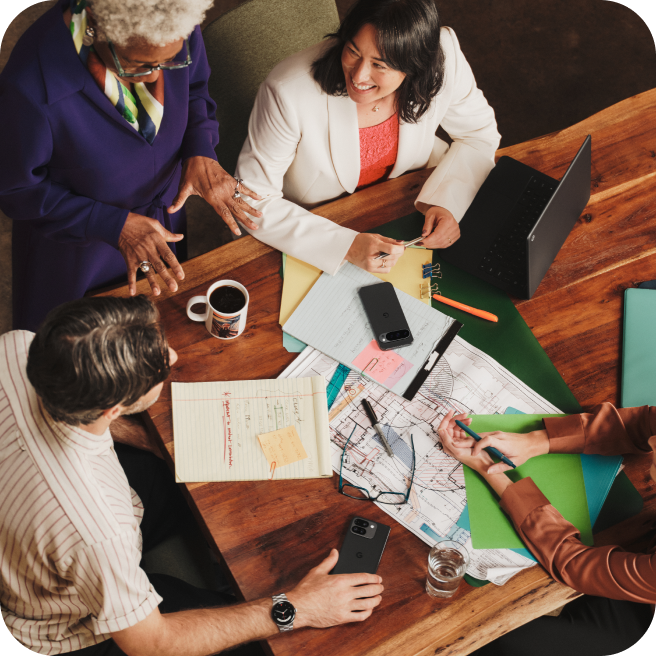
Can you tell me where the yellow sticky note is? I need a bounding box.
[257,426,308,470]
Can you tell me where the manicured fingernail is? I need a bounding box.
[177,272,184,280]
[154,288,160,295]
[235,229,242,236]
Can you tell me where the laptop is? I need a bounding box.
[440,135,591,299]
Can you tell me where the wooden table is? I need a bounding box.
[100,88,656,656]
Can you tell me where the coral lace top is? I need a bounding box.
[356,113,400,190]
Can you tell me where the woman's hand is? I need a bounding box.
[471,429,550,473]
[167,156,262,236]
[345,233,405,273]
[418,206,460,249]
[438,410,550,474]
[118,212,185,296]
[438,410,515,497]
[437,410,494,474]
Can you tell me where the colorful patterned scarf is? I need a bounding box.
[68,0,164,144]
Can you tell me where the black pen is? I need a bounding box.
[361,399,394,457]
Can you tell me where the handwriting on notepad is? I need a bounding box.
[258,426,308,472]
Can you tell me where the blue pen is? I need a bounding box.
[454,419,516,469]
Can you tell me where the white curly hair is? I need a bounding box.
[89,0,214,46]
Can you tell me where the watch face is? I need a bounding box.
[272,600,295,625]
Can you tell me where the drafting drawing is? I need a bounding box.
[279,338,561,583]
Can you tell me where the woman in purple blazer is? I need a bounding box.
[0,0,261,331]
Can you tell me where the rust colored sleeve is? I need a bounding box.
[500,478,656,602]
[544,403,656,456]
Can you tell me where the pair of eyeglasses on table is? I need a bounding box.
[338,425,416,504]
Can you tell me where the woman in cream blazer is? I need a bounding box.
[235,0,500,276]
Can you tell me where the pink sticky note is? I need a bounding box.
[352,340,414,387]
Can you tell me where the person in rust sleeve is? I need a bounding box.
[437,404,655,656]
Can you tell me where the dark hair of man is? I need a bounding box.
[27,296,171,426]
[311,0,445,124]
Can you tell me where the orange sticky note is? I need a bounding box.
[257,426,308,471]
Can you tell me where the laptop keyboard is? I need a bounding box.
[479,177,557,291]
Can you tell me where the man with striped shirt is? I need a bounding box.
[0,296,384,655]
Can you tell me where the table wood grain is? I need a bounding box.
[99,88,656,656]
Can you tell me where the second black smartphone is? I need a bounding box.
[331,517,391,575]
[358,282,414,350]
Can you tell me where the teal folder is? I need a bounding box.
[621,288,656,407]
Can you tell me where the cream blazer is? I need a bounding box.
[235,27,501,274]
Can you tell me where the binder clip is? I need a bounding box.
[422,262,442,279]
[420,280,439,300]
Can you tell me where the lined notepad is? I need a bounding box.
[172,376,331,482]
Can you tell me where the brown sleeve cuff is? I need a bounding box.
[543,414,585,453]
[499,477,552,528]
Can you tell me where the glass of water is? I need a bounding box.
[425,540,470,598]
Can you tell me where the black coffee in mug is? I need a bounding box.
[209,285,246,314]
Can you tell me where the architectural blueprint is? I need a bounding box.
[280,338,561,583]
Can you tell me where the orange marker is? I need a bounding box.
[432,294,498,323]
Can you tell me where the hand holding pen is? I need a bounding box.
[438,410,523,474]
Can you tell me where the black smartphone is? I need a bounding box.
[358,282,414,351]
[331,517,391,575]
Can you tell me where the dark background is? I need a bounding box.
[201,0,656,148]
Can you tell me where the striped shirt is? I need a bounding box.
[0,331,162,654]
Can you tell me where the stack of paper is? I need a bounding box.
[280,249,434,352]
[282,263,454,397]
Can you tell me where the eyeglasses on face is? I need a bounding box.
[108,38,192,78]
[338,424,415,505]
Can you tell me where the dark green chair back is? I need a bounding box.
[203,0,340,175]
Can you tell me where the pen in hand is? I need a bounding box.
[374,236,425,261]
[454,419,516,469]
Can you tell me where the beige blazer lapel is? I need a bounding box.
[389,118,424,179]
[327,94,360,193]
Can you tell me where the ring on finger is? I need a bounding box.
[232,188,241,199]
[379,258,387,268]
[139,260,153,274]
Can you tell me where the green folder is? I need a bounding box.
[464,414,593,549]
[621,288,656,407]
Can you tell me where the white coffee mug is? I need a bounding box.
[186,280,249,340]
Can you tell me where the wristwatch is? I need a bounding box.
[271,593,296,632]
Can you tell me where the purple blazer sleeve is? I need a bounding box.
[179,25,220,162]
[0,84,129,248]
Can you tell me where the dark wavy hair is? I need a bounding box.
[311,0,445,124]
[27,296,171,426]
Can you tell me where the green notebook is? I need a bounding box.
[464,415,593,549]
[621,288,656,407]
